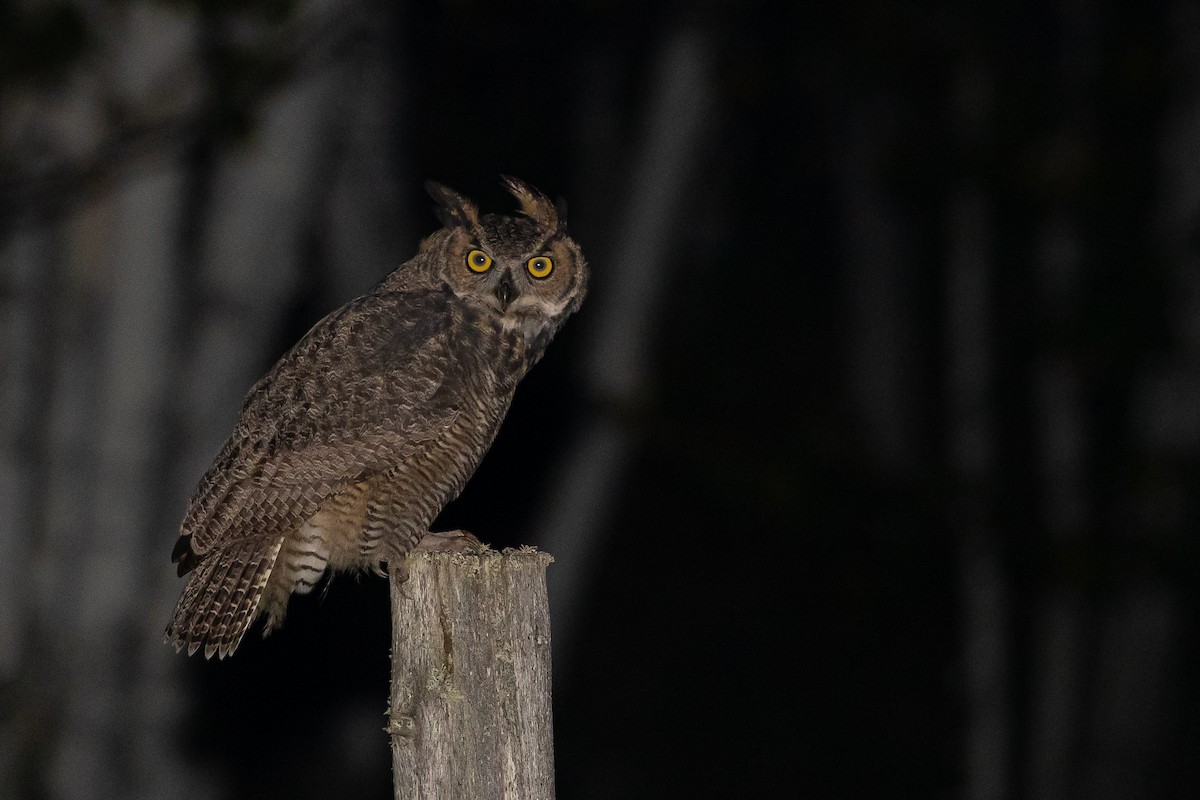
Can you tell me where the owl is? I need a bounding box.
[165,177,588,659]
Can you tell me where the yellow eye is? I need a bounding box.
[527,255,554,279]
[466,249,493,273]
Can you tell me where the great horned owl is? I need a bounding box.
[166,177,588,659]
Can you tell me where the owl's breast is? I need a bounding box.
[456,302,530,385]
[365,304,528,532]
[440,309,528,449]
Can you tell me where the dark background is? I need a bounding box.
[2,1,1198,799]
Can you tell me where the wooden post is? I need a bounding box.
[388,547,556,800]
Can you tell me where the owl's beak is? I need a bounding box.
[494,273,514,310]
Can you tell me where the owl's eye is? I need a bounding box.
[466,249,493,273]
[526,256,554,279]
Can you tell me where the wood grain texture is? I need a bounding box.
[389,548,555,800]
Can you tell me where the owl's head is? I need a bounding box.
[416,177,588,356]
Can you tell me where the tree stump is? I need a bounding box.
[388,548,556,800]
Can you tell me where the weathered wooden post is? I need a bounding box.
[388,548,556,799]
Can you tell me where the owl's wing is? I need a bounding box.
[174,287,468,572]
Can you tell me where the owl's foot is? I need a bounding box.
[372,541,410,581]
[378,532,482,594]
[387,560,409,584]
[416,529,483,554]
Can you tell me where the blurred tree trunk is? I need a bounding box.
[1,6,212,798]
[0,222,84,799]
[532,26,715,685]
[981,5,1185,798]
[839,95,922,479]
[944,59,1009,800]
[1066,6,1184,798]
[0,2,410,798]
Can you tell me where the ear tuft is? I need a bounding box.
[425,181,480,229]
[500,175,561,232]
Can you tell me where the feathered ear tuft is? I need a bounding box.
[425,181,480,229]
[500,175,561,232]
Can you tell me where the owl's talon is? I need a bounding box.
[391,559,414,600]
[417,529,483,554]
[389,559,410,584]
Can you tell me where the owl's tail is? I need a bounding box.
[164,537,284,659]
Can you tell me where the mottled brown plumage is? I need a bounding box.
[166,177,587,658]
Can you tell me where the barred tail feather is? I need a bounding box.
[164,537,284,659]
